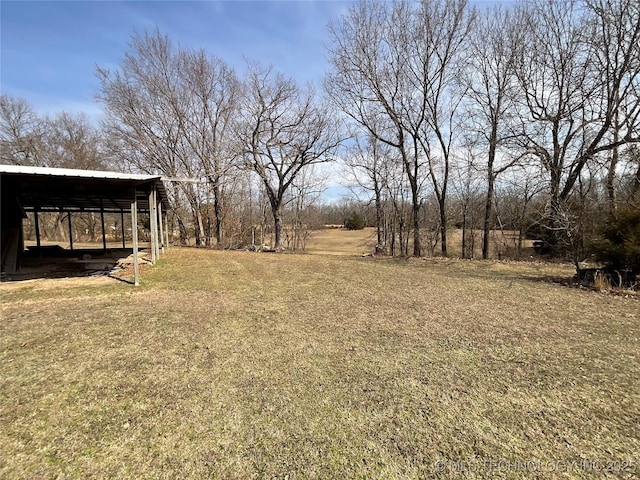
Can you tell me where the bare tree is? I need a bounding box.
[382,157,412,256]
[237,64,341,250]
[587,0,640,215]
[327,0,474,256]
[343,132,394,252]
[97,31,195,242]
[284,165,326,252]
[177,49,240,245]
[463,6,521,259]
[450,146,483,258]
[97,29,240,246]
[513,0,640,250]
[0,95,45,166]
[327,1,424,256]
[414,0,475,256]
[43,112,106,170]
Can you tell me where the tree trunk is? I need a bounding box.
[439,202,448,257]
[606,151,617,216]
[176,215,188,245]
[89,213,96,242]
[56,213,67,242]
[632,161,640,199]
[390,219,396,257]
[461,204,467,259]
[482,173,495,260]
[210,178,223,245]
[194,208,205,246]
[606,124,619,216]
[411,188,421,257]
[273,209,283,250]
[375,182,383,248]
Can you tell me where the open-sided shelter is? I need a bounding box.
[1,164,170,285]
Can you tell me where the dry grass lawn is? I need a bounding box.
[305,227,536,259]
[1,248,639,478]
[305,227,378,255]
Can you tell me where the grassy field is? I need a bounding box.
[305,227,379,255]
[305,227,535,259]
[1,248,639,478]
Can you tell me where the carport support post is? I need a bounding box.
[152,188,159,260]
[34,208,41,251]
[67,212,74,250]
[131,192,139,287]
[152,189,159,260]
[148,189,157,264]
[120,210,126,248]
[158,201,165,254]
[154,191,160,259]
[164,212,169,249]
[100,203,107,251]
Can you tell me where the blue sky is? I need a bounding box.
[1,0,354,121]
[1,0,502,202]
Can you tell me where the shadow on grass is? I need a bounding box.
[107,274,135,285]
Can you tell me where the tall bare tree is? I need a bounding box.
[413,0,475,256]
[97,29,240,245]
[177,49,240,245]
[587,0,640,215]
[327,0,474,256]
[344,132,392,251]
[463,6,522,259]
[237,64,341,250]
[97,31,195,241]
[327,1,424,256]
[513,0,640,248]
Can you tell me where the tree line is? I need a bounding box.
[329,0,639,265]
[1,0,639,271]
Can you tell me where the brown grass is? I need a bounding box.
[305,227,378,255]
[305,227,536,259]
[1,249,639,478]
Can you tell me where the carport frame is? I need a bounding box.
[1,165,171,285]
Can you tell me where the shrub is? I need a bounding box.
[593,207,640,273]
[344,211,365,230]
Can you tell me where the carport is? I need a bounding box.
[1,164,170,285]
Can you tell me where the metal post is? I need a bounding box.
[67,212,74,250]
[131,192,139,286]
[100,203,107,251]
[148,189,157,264]
[34,209,41,250]
[164,212,170,249]
[158,200,165,255]
[152,188,159,260]
[120,210,126,248]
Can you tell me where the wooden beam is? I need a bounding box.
[131,192,139,286]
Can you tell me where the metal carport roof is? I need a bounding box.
[0,164,170,213]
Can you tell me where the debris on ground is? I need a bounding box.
[108,251,153,279]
